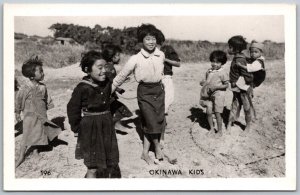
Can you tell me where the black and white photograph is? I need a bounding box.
[3,3,296,191]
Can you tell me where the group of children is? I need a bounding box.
[14,24,265,178]
[200,36,265,137]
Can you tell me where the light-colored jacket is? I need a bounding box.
[113,48,165,87]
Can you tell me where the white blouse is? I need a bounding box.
[113,48,165,87]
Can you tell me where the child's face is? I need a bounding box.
[250,47,262,59]
[143,35,156,52]
[211,60,222,70]
[89,59,107,82]
[227,45,235,55]
[33,66,44,81]
[112,52,120,64]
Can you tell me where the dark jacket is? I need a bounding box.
[229,53,253,85]
[67,76,111,133]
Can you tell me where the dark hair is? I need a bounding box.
[228,35,248,53]
[156,29,165,45]
[161,45,176,55]
[209,50,227,65]
[160,44,180,61]
[102,44,122,62]
[21,56,43,78]
[137,23,159,43]
[133,42,143,54]
[80,50,105,73]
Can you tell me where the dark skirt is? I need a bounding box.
[78,112,119,169]
[137,82,165,134]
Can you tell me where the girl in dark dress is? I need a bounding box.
[67,51,120,178]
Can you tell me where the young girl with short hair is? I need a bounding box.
[112,24,165,164]
[67,51,120,178]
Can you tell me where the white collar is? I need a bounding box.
[140,48,161,58]
[257,56,265,60]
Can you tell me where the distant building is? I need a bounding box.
[55,37,77,45]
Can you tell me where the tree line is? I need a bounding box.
[15,23,285,62]
[49,23,139,54]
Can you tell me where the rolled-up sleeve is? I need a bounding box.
[113,56,137,88]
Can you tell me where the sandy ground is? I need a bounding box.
[15,60,285,178]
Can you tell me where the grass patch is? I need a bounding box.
[15,39,85,69]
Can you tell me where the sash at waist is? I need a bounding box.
[82,110,110,116]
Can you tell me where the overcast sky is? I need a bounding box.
[15,16,284,42]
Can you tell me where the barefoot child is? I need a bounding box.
[160,44,181,145]
[227,35,254,133]
[199,50,229,137]
[67,51,120,178]
[112,24,165,164]
[161,44,181,115]
[102,45,133,132]
[15,56,61,168]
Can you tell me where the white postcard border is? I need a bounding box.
[3,3,296,191]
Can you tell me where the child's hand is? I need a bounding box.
[236,61,244,68]
[208,86,217,93]
[15,113,21,122]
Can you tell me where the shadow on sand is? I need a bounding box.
[187,107,231,129]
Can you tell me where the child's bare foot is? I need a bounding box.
[155,147,164,161]
[226,123,233,134]
[159,140,164,149]
[215,130,223,138]
[226,123,232,131]
[206,129,215,137]
[244,126,250,133]
[141,153,153,165]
